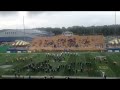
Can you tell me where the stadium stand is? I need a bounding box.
[29,31,105,52]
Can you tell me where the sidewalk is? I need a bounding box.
[1,75,120,79]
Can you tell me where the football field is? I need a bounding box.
[0,52,120,78]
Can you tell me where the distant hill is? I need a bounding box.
[1,24,120,36]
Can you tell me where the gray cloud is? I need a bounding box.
[0,11,18,16]
[27,11,45,17]
[0,11,119,29]
[0,11,45,17]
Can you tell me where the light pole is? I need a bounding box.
[23,16,25,41]
[92,24,96,35]
[18,11,27,41]
[93,25,95,35]
[115,11,116,37]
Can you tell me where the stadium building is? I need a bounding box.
[6,47,28,53]
[0,29,54,42]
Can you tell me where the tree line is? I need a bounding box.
[34,24,120,36]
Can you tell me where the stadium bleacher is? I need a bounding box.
[29,32,105,52]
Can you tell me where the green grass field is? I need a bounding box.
[0,52,120,77]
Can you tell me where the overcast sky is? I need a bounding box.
[0,11,119,29]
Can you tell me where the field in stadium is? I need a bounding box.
[0,52,120,78]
